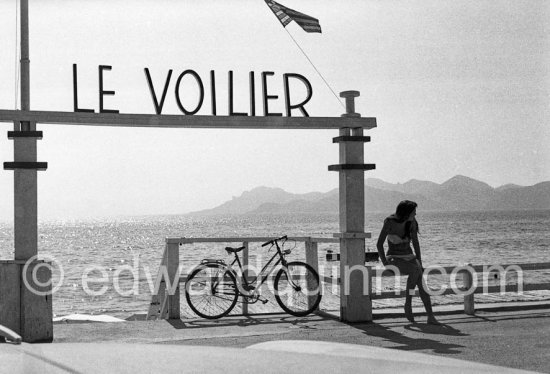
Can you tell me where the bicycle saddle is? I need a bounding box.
[225,246,245,253]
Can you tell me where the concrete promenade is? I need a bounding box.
[53,302,550,373]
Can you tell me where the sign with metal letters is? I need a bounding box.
[73,64,313,117]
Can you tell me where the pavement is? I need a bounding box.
[50,301,550,373]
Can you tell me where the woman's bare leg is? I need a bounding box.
[417,275,440,325]
[405,270,420,323]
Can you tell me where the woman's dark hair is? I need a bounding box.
[395,200,418,220]
[395,200,419,237]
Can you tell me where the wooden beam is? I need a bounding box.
[171,236,340,244]
[305,240,320,311]
[165,242,180,320]
[242,241,249,316]
[0,110,377,130]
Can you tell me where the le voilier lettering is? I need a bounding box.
[73,64,313,117]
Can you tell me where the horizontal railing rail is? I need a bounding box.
[324,261,550,314]
[322,262,550,283]
[167,237,340,244]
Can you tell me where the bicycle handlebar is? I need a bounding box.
[261,235,288,247]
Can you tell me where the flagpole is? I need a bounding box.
[263,0,345,109]
[20,0,30,125]
[283,28,345,110]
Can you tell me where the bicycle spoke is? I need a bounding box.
[274,262,322,316]
[185,265,238,319]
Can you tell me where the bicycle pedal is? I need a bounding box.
[260,298,269,304]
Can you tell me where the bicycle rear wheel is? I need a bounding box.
[274,261,322,317]
[185,263,238,319]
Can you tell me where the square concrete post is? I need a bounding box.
[0,0,53,342]
[15,0,36,261]
[13,130,38,260]
[329,91,375,323]
[0,262,21,334]
[0,260,53,342]
[20,260,53,342]
[4,124,50,342]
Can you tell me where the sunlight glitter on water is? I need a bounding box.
[0,210,548,318]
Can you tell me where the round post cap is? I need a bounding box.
[340,91,360,98]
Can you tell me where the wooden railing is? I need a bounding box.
[322,262,550,315]
[146,236,338,320]
[146,236,550,320]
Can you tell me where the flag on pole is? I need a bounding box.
[264,0,322,33]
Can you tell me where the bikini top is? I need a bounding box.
[387,234,410,245]
[384,216,414,256]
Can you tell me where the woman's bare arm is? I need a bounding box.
[377,221,389,265]
[411,221,421,261]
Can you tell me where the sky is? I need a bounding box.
[0,0,548,220]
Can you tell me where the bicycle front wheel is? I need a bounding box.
[274,261,322,317]
[185,263,238,319]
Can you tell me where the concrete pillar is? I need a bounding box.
[14,130,38,260]
[329,91,375,323]
[0,0,53,343]
[0,262,21,333]
[20,260,53,342]
[14,0,38,261]
[0,260,53,342]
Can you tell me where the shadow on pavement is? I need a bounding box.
[167,314,328,330]
[442,311,550,326]
[349,322,467,355]
[404,323,469,336]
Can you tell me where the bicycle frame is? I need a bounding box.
[207,239,295,298]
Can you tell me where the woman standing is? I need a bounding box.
[376,200,440,325]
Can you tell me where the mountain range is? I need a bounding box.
[189,175,550,215]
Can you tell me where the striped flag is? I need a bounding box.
[264,0,322,33]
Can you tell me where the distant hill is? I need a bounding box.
[189,187,326,215]
[485,182,550,211]
[188,176,550,215]
[435,175,495,210]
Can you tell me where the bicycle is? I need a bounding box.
[184,235,322,319]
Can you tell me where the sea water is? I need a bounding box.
[0,210,548,318]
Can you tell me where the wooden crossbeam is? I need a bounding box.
[169,236,340,244]
[0,110,377,130]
